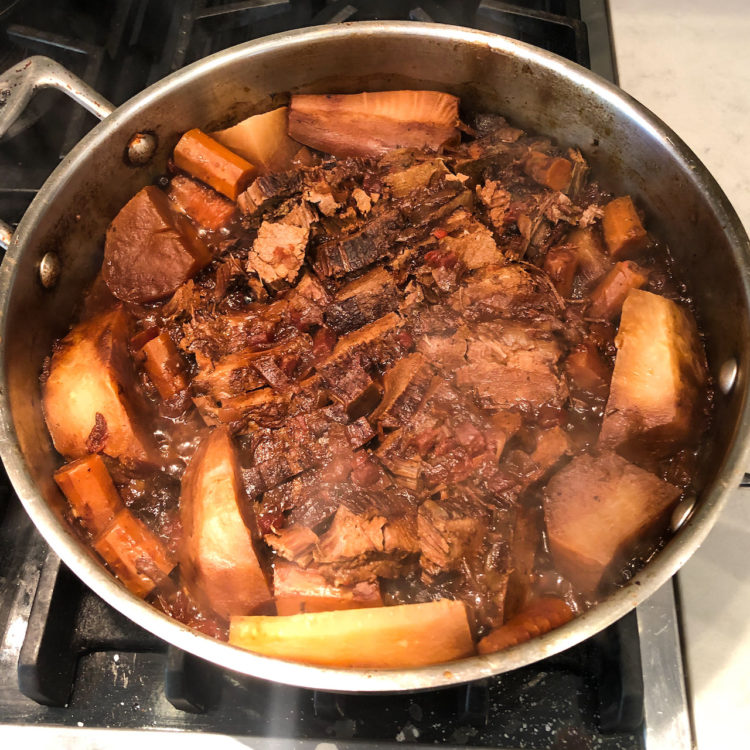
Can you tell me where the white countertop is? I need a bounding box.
[610,1,750,748]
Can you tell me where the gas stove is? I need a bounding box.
[0,3,691,748]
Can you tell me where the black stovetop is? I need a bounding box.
[0,3,646,748]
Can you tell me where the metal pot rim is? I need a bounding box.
[1,21,749,692]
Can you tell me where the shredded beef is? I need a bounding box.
[60,97,708,648]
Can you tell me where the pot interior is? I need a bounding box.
[1,23,749,690]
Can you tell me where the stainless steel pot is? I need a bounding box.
[0,22,748,692]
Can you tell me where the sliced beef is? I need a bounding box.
[447,120,525,183]
[315,505,386,563]
[378,378,511,491]
[317,313,411,416]
[370,352,433,429]
[194,376,325,432]
[242,407,353,489]
[418,498,485,577]
[324,267,399,334]
[415,329,468,374]
[192,333,313,402]
[454,264,561,321]
[476,179,512,232]
[454,320,567,413]
[313,503,418,586]
[286,272,331,330]
[192,350,266,401]
[415,486,519,629]
[181,273,329,363]
[264,525,318,567]
[436,208,504,270]
[399,185,472,232]
[383,514,421,555]
[248,220,309,286]
[383,157,449,198]
[238,169,304,216]
[314,207,406,277]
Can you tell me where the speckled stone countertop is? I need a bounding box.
[610,2,750,747]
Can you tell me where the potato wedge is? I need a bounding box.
[43,309,159,468]
[103,186,212,304]
[544,451,680,593]
[180,428,272,618]
[229,599,475,668]
[600,289,707,451]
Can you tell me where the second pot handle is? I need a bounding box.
[0,56,116,251]
[0,55,115,140]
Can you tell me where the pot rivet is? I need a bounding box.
[39,252,61,289]
[126,132,157,166]
[670,494,696,532]
[718,358,738,394]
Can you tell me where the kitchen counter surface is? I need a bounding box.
[610,1,750,747]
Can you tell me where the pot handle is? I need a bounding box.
[0,56,115,251]
[0,55,115,138]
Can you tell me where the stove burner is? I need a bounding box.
[313,0,467,24]
[5,537,646,746]
[476,0,589,67]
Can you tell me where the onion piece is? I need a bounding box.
[212,106,301,173]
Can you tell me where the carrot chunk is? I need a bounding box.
[523,151,573,192]
[138,332,190,401]
[173,128,256,201]
[288,90,459,158]
[54,454,124,537]
[167,174,237,231]
[564,343,611,399]
[602,196,649,259]
[93,509,175,598]
[229,599,475,668]
[273,562,383,616]
[587,260,649,320]
[212,106,300,173]
[543,246,579,297]
[478,598,574,654]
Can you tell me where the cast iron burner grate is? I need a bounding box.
[0,0,615,214]
[0,494,644,747]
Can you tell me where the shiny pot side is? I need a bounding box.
[1,22,749,692]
